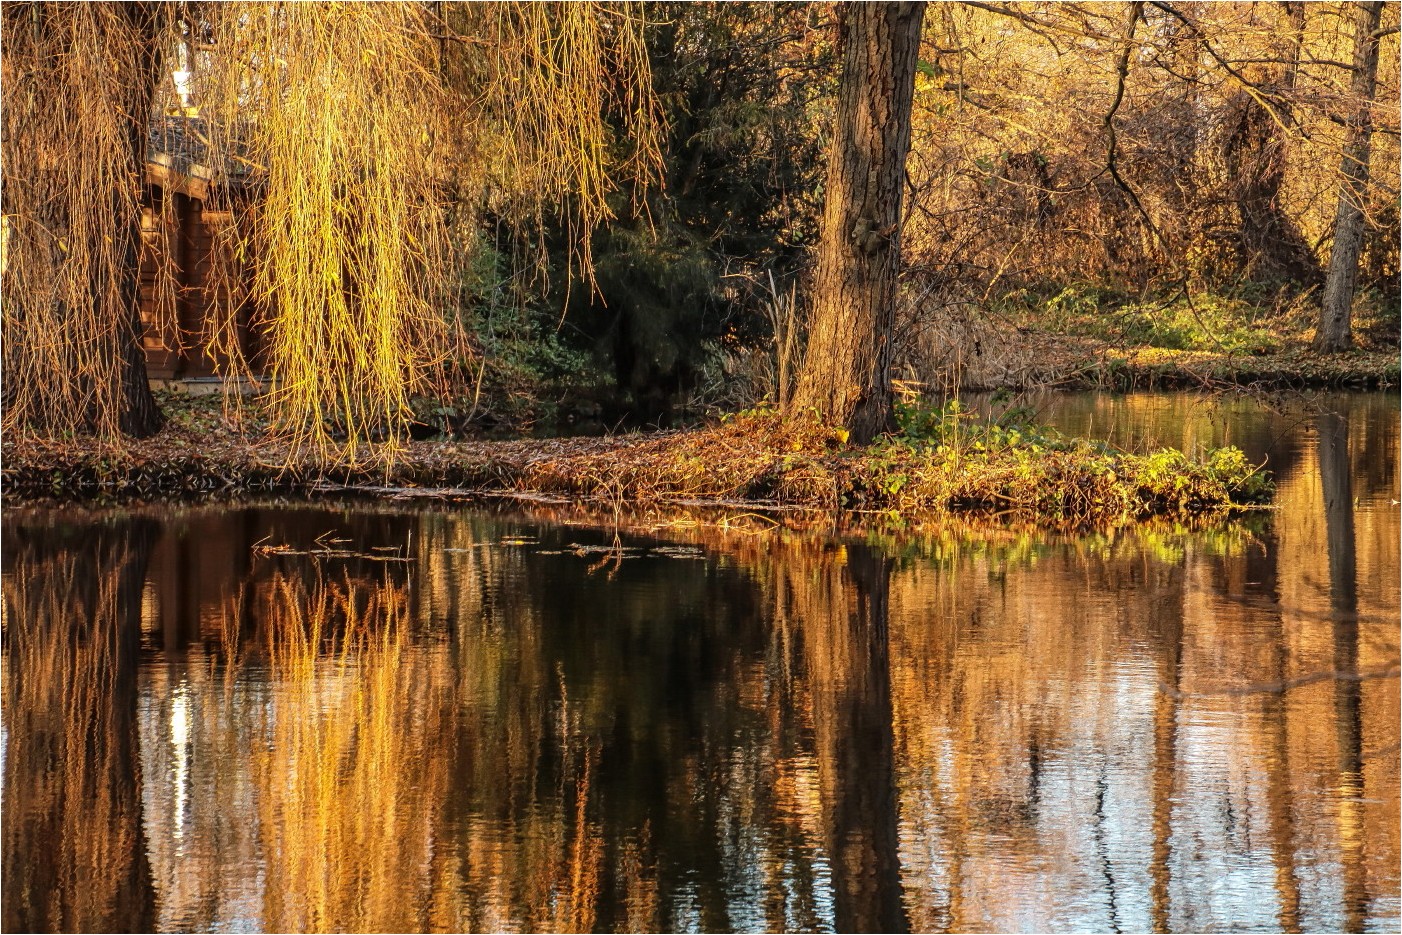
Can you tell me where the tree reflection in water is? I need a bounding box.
[1319,408,1365,933]
[1,393,1398,934]
[2,519,158,933]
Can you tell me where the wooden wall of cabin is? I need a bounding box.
[139,187,263,382]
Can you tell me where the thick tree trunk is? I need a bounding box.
[790,2,925,444]
[115,1,166,437]
[1314,0,1384,352]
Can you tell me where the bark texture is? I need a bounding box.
[791,2,925,443]
[1315,0,1384,352]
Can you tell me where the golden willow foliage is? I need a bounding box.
[197,3,450,462]
[2,2,659,458]
[439,2,663,280]
[207,1,659,460]
[0,3,173,441]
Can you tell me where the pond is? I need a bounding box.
[3,391,1397,934]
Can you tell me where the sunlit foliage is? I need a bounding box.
[195,1,660,460]
[191,3,449,461]
[901,2,1400,321]
[2,2,659,458]
[1,3,173,441]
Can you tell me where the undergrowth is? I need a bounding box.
[1004,283,1293,354]
[839,400,1270,522]
[515,401,1272,525]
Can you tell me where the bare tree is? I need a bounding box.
[1315,0,1385,352]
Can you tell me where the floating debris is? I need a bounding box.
[651,546,705,559]
[567,543,639,556]
[250,531,414,562]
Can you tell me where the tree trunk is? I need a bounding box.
[790,2,925,443]
[1314,0,1384,352]
[115,1,166,437]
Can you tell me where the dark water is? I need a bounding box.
[3,391,1398,934]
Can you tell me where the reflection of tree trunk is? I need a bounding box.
[1,518,159,932]
[1149,567,1184,934]
[1318,410,1358,621]
[107,519,159,932]
[1318,410,1365,931]
[802,543,907,933]
[1257,522,1302,932]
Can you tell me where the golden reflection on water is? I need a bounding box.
[2,523,157,933]
[135,563,644,934]
[2,392,1398,933]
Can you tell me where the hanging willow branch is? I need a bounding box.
[197,1,661,463]
[440,1,663,282]
[1,2,175,442]
[194,2,451,463]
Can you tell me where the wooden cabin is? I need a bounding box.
[139,116,265,386]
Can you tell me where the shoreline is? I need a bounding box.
[3,405,1273,526]
[8,353,1389,518]
[1078,345,1397,391]
[944,337,1398,393]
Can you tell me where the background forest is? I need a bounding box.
[536,1,1402,425]
[3,1,1398,455]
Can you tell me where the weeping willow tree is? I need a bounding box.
[440,2,663,281]
[192,2,452,462]
[2,1,658,459]
[196,1,660,460]
[1,2,172,440]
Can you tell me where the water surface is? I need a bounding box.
[3,391,1398,933]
